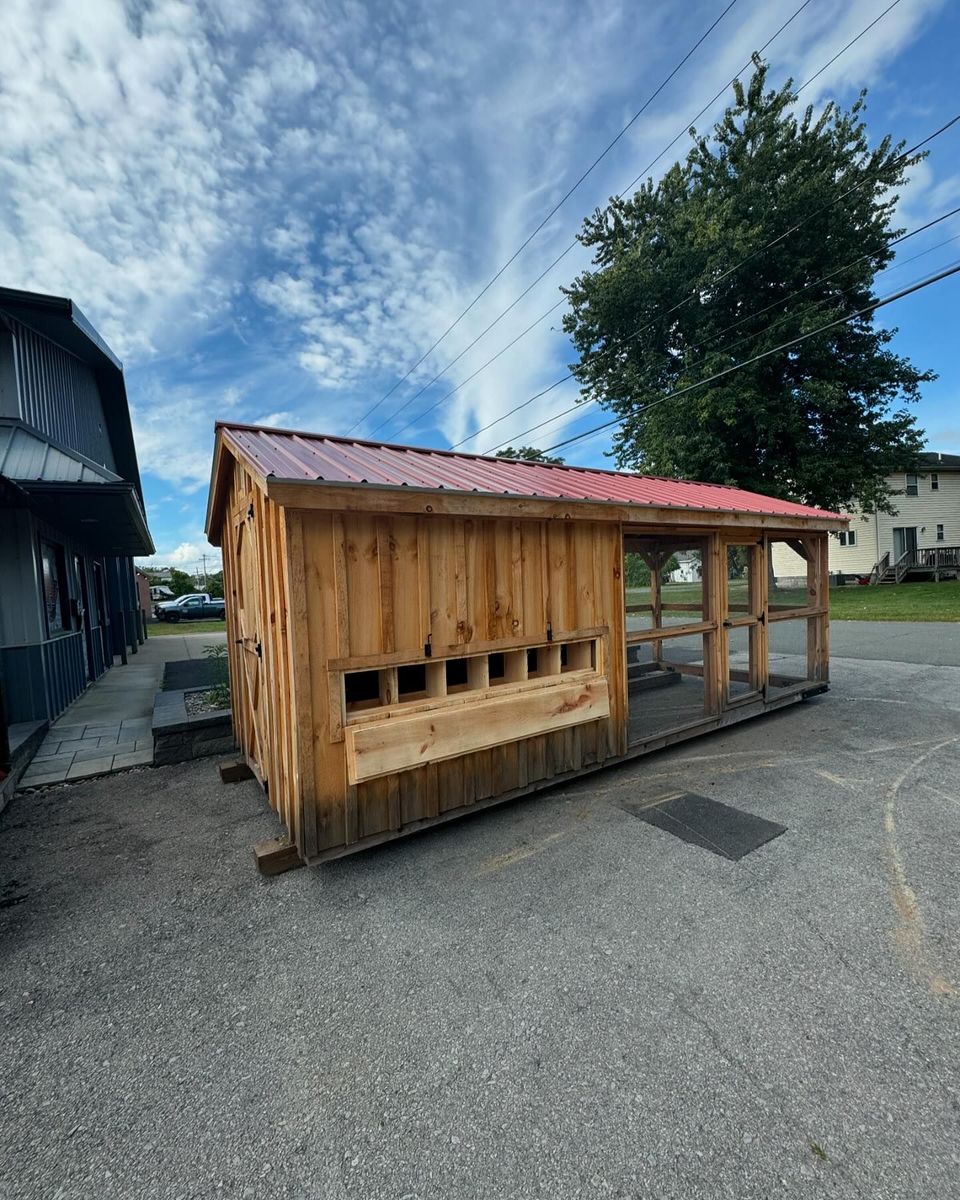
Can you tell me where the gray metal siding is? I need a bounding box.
[0,644,47,722]
[0,509,124,720]
[0,507,44,645]
[8,317,116,471]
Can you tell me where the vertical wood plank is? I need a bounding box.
[376,518,396,654]
[428,518,457,648]
[464,518,490,643]
[454,518,468,644]
[343,513,381,657]
[392,516,424,655]
[510,521,524,638]
[520,521,545,640]
[283,511,319,856]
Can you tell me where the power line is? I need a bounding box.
[796,0,902,94]
[533,260,960,457]
[345,0,744,434]
[466,114,960,453]
[376,0,820,440]
[483,211,960,453]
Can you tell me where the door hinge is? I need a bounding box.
[255,640,262,659]
[247,502,255,520]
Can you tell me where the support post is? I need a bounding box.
[703,533,724,715]
[117,610,128,665]
[807,534,829,682]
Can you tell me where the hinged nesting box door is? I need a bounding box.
[233,505,271,783]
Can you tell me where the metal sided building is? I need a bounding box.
[0,287,154,725]
[206,423,845,865]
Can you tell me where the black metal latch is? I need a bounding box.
[255,641,262,659]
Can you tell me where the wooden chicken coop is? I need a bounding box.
[205,423,845,864]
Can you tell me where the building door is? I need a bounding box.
[892,526,917,562]
[74,555,94,681]
[721,540,766,704]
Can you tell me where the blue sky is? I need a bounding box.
[1,0,957,572]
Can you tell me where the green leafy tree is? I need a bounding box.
[206,570,224,599]
[495,446,566,465]
[168,568,198,597]
[624,553,680,588]
[563,60,930,514]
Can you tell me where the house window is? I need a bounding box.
[838,531,857,547]
[40,541,70,635]
[937,524,945,542]
[931,472,939,491]
[905,473,919,496]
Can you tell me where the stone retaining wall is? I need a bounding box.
[152,689,235,765]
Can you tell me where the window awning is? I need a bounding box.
[0,419,154,555]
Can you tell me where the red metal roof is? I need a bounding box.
[218,423,844,521]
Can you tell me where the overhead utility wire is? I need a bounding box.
[378,1,819,440]
[795,0,902,94]
[389,0,887,442]
[468,112,960,453]
[345,0,744,434]
[532,260,960,457]
[483,210,960,453]
[475,202,960,451]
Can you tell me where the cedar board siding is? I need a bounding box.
[222,452,627,858]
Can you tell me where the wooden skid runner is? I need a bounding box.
[345,678,610,784]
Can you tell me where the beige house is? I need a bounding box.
[773,452,960,583]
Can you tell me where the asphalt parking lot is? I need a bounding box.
[1,652,958,1200]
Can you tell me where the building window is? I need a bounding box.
[931,472,939,491]
[40,541,70,636]
[838,531,857,547]
[905,473,919,496]
[937,524,945,542]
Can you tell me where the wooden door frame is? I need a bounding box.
[718,535,767,707]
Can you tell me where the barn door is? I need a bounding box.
[233,504,271,784]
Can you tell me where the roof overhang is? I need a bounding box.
[11,478,154,556]
[0,418,153,555]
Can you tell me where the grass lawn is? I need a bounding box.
[828,582,960,622]
[626,580,959,621]
[148,619,226,636]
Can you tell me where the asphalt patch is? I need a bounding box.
[623,792,787,860]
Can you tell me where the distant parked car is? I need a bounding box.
[154,593,226,623]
